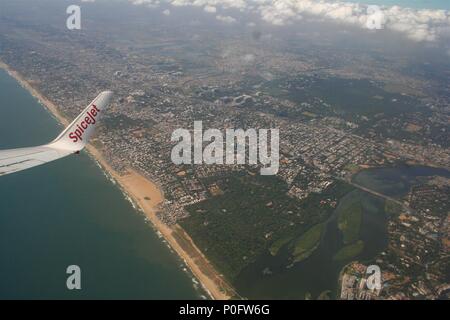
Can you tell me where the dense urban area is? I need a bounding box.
[0,0,449,299]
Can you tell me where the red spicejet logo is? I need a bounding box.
[69,104,100,143]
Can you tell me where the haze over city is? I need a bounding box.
[0,0,449,301]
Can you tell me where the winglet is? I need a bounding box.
[48,91,113,152]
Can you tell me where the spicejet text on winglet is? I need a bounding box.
[68,104,100,142]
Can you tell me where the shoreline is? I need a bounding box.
[0,61,234,300]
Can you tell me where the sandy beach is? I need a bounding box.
[0,61,235,300]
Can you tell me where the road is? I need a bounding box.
[334,175,415,214]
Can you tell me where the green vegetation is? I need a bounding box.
[344,163,360,174]
[385,199,403,216]
[260,75,428,143]
[292,223,325,263]
[180,172,354,280]
[262,76,421,119]
[269,233,295,256]
[333,240,364,261]
[337,198,363,244]
[302,111,317,118]
[317,290,332,300]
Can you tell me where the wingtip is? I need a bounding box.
[99,90,113,106]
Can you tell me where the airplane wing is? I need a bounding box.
[0,91,113,177]
[0,146,73,176]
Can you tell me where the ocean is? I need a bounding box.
[0,68,201,299]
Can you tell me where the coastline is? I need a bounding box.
[0,61,234,300]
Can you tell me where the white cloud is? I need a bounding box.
[129,0,161,8]
[204,5,217,13]
[128,0,450,42]
[216,14,236,24]
[163,9,171,15]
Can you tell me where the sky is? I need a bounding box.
[346,1,450,10]
[78,0,450,44]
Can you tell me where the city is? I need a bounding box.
[0,0,449,300]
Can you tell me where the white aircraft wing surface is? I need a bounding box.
[0,91,113,176]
